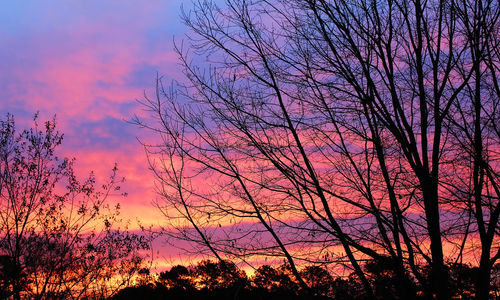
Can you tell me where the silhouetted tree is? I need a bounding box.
[193,260,248,291]
[329,275,366,300]
[363,256,417,299]
[447,263,477,299]
[301,265,333,297]
[135,0,500,299]
[159,265,194,290]
[0,255,25,299]
[252,264,299,295]
[0,114,149,299]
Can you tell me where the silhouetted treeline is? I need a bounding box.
[112,259,500,299]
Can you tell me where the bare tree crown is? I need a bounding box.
[135,0,500,299]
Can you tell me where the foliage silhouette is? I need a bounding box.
[114,259,493,299]
[113,260,332,300]
[0,114,149,299]
[253,264,299,294]
[301,266,334,297]
[194,260,248,291]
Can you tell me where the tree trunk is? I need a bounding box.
[422,180,450,299]
[476,250,491,300]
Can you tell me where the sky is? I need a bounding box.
[0,1,193,265]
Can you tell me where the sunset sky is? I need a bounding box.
[0,1,191,265]
[1,2,496,298]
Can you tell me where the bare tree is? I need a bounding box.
[135,0,500,299]
[0,114,150,299]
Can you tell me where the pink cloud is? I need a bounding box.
[0,0,200,262]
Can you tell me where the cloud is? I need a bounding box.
[0,0,188,236]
